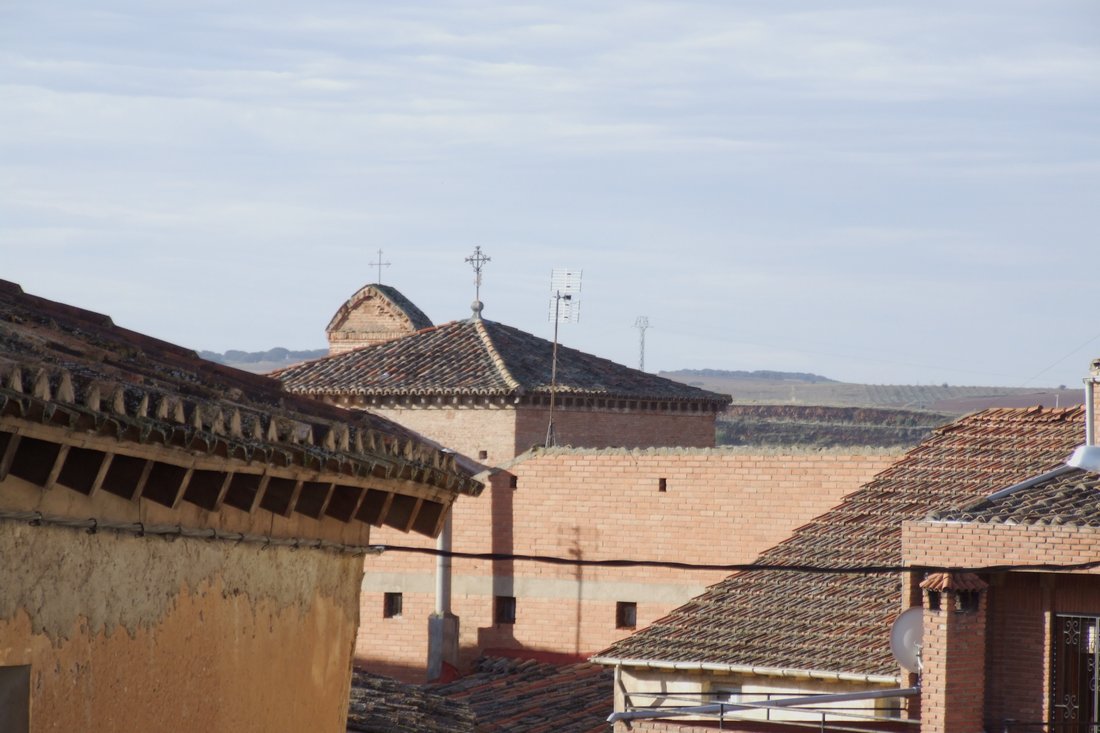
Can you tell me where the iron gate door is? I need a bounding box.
[1053,614,1100,732]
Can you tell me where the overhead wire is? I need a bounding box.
[4,508,1095,575]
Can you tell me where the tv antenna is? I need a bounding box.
[634,316,650,372]
[372,249,391,284]
[465,246,491,319]
[546,268,582,447]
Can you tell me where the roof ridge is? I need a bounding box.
[473,320,522,392]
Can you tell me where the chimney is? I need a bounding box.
[1087,358,1100,446]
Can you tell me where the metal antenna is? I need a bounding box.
[465,246,491,319]
[634,316,650,372]
[546,269,582,447]
[372,249,391,284]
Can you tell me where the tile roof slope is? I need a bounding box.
[0,280,480,500]
[326,284,434,334]
[595,407,1085,678]
[276,318,730,405]
[932,467,1100,526]
[426,656,613,733]
[346,669,477,733]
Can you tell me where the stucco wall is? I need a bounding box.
[0,521,364,733]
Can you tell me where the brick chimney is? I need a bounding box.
[918,572,989,733]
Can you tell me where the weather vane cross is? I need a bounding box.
[465,246,491,305]
[372,249,391,284]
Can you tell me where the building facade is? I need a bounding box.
[359,446,898,681]
[595,406,1087,732]
[0,281,480,732]
[279,301,731,465]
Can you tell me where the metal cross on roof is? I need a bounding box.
[465,246,491,313]
[372,249,391,284]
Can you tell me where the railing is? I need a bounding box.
[613,688,920,732]
[1001,722,1100,733]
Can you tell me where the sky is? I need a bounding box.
[2,1,1099,388]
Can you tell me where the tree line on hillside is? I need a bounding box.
[200,347,327,365]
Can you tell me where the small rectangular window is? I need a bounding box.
[658,478,667,492]
[509,474,518,489]
[0,665,30,733]
[495,595,516,624]
[616,601,637,629]
[383,592,403,618]
[478,450,488,460]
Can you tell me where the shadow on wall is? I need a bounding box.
[473,472,591,666]
[475,472,518,656]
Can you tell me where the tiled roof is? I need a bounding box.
[426,656,613,733]
[932,467,1100,526]
[0,280,481,524]
[595,407,1084,678]
[326,284,433,334]
[276,318,730,405]
[346,669,477,733]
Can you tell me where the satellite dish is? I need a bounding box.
[890,607,923,673]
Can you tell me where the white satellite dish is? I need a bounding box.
[889,607,923,674]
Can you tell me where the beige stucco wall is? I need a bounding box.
[0,519,364,733]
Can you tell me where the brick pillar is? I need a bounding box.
[919,572,989,733]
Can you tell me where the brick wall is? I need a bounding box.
[327,292,419,353]
[362,403,719,468]
[920,591,987,733]
[515,406,717,452]
[904,521,1100,730]
[360,448,899,681]
[369,407,518,467]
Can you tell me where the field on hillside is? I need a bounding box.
[660,371,1081,413]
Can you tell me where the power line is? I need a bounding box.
[6,510,1097,576]
[376,543,1100,576]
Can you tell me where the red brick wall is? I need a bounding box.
[360,448,899,681]
[920,592,987,733]
[904,521,1100,730]
[515,406,718,452]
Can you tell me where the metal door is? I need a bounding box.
[1052,615,1100,731]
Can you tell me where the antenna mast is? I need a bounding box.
[546,268,582,447]
[634,316,650,372]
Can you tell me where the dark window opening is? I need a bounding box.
[0,665,30,733]
[926,590,941,611]
[616,601,637,629]
[478,450,488,460]
[658,478,667,492]
[955,590,980,613]
[1053,614,1100,728]
[495,595,516,625]
[383,592,403,619]
[509,475,518,489]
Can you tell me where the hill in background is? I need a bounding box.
[662,369,1083,450]
[660,369,1081,413]
[202,353,1084,450]
[200,347,327,374]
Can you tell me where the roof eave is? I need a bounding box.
[588,657,900,685]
